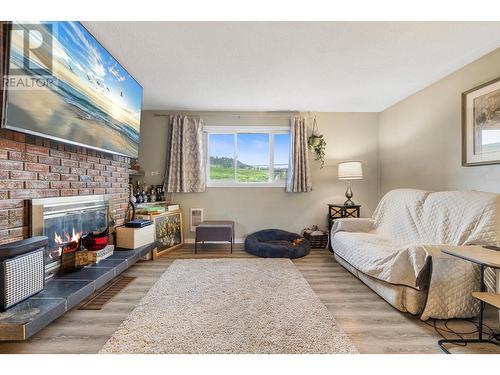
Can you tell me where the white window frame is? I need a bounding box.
[205,125,291,188]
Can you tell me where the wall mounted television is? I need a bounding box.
[1,21,142,158]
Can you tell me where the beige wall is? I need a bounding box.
[138,111,379,240]
[137,48,500,240]
[379,48,500,195]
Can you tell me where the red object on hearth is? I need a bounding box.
[61,240,80,253]
[82,228,109,251]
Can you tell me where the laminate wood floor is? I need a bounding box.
[0,245,498,354]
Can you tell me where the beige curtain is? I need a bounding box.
[286,116,312,193]
[164,115,206,193]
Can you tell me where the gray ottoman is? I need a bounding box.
[195,221,234,254]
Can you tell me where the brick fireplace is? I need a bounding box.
[0,128,131,245]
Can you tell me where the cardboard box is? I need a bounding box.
[116,225,155,249]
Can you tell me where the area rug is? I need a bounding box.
[99,258,357,354]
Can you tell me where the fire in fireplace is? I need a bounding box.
[31,195,109,279]
[54,228,82,273]
[54,228,81,248]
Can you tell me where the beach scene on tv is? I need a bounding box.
[6,21,142,157]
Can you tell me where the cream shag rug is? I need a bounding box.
[100,258,357,354]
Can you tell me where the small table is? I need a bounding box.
[327,204,361,251]
[195,221,234,254]
[438,246,500,354]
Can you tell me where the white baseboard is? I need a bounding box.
[184,238,244,244]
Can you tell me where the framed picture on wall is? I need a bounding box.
[463,76,500,166]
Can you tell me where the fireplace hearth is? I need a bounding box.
[31,195,109,279]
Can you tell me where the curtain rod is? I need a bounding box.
[153,114,202,120]
[226,114,297,119]
[153,114,201,118]
[153,113,299,119]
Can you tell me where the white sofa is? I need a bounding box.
[330,189,500,320]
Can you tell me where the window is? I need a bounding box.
[206,127,291,187]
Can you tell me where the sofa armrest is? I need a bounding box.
[418,244,482,320]
[330,218,374,237]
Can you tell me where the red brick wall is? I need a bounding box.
[0,128,130,245]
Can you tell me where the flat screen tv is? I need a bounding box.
[3,21,142,158]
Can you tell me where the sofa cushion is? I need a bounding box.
[373,189,428,245]
[419,190,500,246]
[332,232,400,269]
[373,189,500,246]
[331,231,429,289]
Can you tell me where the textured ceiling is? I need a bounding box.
[83,22,500,112]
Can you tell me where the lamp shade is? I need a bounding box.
[338,161,363,180]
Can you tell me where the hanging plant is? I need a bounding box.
[308,118,326,168]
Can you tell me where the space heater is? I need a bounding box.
[0,236,47,311]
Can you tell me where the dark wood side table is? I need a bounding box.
[438,246,500,354]
[327,204,361,251]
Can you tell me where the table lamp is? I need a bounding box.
[338,161,363,206]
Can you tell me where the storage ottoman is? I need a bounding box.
[195,221,234,253]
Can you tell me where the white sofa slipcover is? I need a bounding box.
[330,189,500,320]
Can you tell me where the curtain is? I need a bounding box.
[164,115,206,193]
[286,116,312,193]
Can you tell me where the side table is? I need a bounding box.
[439,246,500,354]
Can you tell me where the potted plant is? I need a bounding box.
[308,118,326,168]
